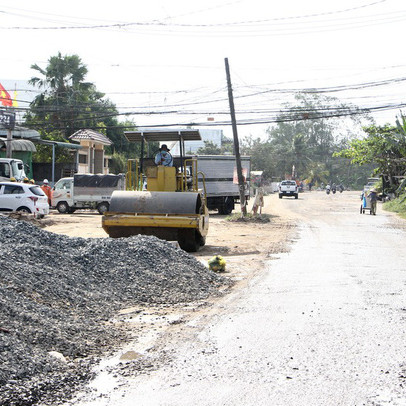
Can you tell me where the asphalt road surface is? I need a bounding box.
[75,192,406,406]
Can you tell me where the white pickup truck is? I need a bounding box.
[278,180,299,199]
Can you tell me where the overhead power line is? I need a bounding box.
[17,100,406,131]
[0,0,389,31]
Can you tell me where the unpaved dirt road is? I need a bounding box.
[54,192,406,406]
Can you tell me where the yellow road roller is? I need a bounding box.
[102,129,209,252]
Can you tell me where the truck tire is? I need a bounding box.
[56,201,70,214]
[295,194,298,199]
[218,197,234,215]
[97,202,110,215]
[279,194,283,199]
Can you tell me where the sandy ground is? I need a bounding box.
[43,192,300,405]
[44,193,298,282]
[60,190,406,406]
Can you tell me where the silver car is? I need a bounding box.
[0,182,49,217]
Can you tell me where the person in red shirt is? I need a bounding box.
[41,179,52,206]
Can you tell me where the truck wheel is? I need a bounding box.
[219,197,234,215]
[56,201,70,214]
[279,194,282,199]
[295,194,298,199]
[97,202,110,215]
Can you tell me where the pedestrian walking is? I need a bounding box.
[41,179,52,206]
[252,187,264,215]
[368,188,378,215]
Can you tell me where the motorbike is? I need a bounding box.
[326,185,331,195]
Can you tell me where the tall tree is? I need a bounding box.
[265,93,371,184]
[196,137,234,155]
[26,52,120,140]
[335,113,406,186]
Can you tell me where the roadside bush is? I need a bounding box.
[383,194,406,219]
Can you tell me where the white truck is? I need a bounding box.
[51,173,125,214]
[195,155,251,215]
[278,180,299,199]
[0,158,27,182]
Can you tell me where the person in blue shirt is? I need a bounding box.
[154,144,173,167]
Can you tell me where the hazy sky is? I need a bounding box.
[1,0,405,139]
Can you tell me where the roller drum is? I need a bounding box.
[109,191,202,214]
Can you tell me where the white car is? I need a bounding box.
[0,182,49,217]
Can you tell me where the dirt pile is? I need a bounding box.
[0,216,230,405]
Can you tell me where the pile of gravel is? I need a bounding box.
[0,216,230,405]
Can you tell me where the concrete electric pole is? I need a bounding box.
[225,57,247,216]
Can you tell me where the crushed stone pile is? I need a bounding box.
[0,216,230,405]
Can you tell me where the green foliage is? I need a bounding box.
[109,152,127,174]
[335,113,406,184]
[303,162,330,185]
[240,93,371,187]
[196,137,234,155]
[32,131,73,163]
[225,213,272,222]
[240,136,275,178]
[196,141,222,155]
[383,194,406,219]
[25,52,124,149]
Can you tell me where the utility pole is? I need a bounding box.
[1,110,15,158]
[225,57,247,216]
[6,128,12,158]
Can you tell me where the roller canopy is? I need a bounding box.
[109,191,202,215]
[124,129,201,143]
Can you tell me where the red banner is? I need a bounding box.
[0,83,12,107]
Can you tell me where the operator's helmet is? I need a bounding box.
[23,177,29,183]
[29,179,35,184]
[10,177,16,182]
[43,179,49,184]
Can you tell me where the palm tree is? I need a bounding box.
[28,53,98,137]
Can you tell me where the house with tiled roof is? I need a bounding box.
[69,129,112,174]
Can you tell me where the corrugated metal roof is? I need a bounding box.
[0,137,37,152]
[34,139,83,150]
[69,129,112,145]
[125,128,201,143]
[0,126,40,139]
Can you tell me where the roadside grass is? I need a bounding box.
[383,195,406,219]
[225,213,272,223]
